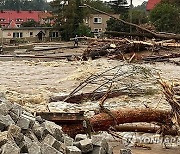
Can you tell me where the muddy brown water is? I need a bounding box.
[0,46,180,153]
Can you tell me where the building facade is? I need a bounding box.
[85,14,119,34]
[0,27,60,43]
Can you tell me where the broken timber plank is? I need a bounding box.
[36,111,84,124]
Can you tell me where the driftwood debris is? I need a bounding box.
[62,108,171,137]
[143,53,180,61]
[114,124,178,136]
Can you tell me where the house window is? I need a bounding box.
[0,18,5,22]
[50,32,59,38]
[93,17,102,24]
[13,32,23,38]
[30,32,33,36]
[16,24,21,27]
[16,18,23,22]
[94,28,102,32]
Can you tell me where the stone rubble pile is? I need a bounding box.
[0,94,113,154]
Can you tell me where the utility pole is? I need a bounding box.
[130,0,133,33]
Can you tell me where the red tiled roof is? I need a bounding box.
[0,10,41,25]
[146,0,161,11]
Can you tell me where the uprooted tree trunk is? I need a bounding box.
[62,108,171,137]
[114,124,178,136]
[84,4,180,40]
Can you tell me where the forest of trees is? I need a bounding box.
[0,0,51,11]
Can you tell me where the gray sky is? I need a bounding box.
[47,0,148,7]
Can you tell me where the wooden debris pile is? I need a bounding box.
[83,38,147,60]
[50,64,157,104]
[83,38,180,62]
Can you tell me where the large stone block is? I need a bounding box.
[35,116,45,124]
[8,124,21,138]
[17,116,30,130]
[42,134,56,146]
[89,146,106,154]
[25,131,40,144]
[41,121,64,141]
[32,122,45,141]
[64,135,74,146]
[0,115,15,131]
[66,146,81,154]
[10,103,23,117]
[28,142,41,154]
[9,111,19,123]
[19,136,32,153]
[0,131,9,147]
[13,133,24,146]
[79,139,93,153]
[41,143,62,154]
[0,103,9,115]
[75,134,87,142]
[91,135,108,152]
[1,141,20,154]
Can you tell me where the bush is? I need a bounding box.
[150,3,180,33]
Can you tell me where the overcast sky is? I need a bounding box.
[47,0,147,7]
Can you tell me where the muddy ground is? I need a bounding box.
[0,42,180,153]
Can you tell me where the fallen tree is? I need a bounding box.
[62,108,171,137]
[83,4,180,40]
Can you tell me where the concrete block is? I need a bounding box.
[32,123,45,140]
[0,114,15,130]
[17,116,30,130]
[73,141,80,149]
[35,116,44,124]
[89,146,106,154]
[79,139,93,153]
[52,140,63,152]
[92,135,108,152]
[66,146,81,154]
[120,148,132,154]
[1,141,20,154]
[25,131,40,144]
[8,124,21,138]
[41,143,62,154]
[19,135,32,153]
[28,142,41,154]
[13,133,24,146]
[64,135,74,146]
[0,103,9,115]
[0,131,9,147]
[41,121,64,141]
[75,134,87,142]
[9,111,19,123]
[42,134,56,146]
[10,103,23,117]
